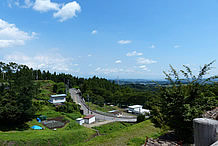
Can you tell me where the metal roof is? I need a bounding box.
[84,115,95,119]
[128,105,143,108]
[50,94,67,98]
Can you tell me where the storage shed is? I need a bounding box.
[84,115,95,124]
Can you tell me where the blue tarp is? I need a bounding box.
[37,118,41,123]
[31,125,43,130]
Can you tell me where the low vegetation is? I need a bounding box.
[93,122,134,135]
[86,102,117,112]
[78,120,163,146]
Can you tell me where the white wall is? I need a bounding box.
[76,119,84,125]
[85,117,95,124]
[50,97,66,103]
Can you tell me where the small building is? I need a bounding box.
[76,118,85,125]
[84,115,95,124]
[128,105,150,115]
[49,94,66,104]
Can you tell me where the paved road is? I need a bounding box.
[69,88,137,122]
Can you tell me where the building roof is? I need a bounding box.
[76,118,84,121]
[51,94,67,98]
[128,105,143,109]
[84,115,95,119]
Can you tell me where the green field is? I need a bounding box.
[76,120,163,146]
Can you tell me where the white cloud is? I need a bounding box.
[139,65,149,71]
[53,1,81,22]
[91,30,97,35]
[126,51,143,57]
[33,0,60,12]
[174,45,180,48]
[150,44,156,48]
[95,67,135,75]
[3,52,75,73]
[118,40,132,45]
[23,0,34,8]
[137,57,157,64]
[0,19,36,48]
[115,60,122,64]
[73,64,78,66]
[88,54,92,57]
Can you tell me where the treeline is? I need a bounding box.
[0,62,156,108]
[80,76,156,107]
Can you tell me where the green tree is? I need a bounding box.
[151,61,218,142]
[0,65,36,126]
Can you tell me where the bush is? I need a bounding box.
[137,114,145,123]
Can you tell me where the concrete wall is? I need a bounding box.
[193,118,218,146]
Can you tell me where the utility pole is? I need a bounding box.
[87,94,90,114]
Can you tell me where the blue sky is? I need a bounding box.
[0,0,217,79]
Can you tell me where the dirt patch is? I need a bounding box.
[42,117,69,129]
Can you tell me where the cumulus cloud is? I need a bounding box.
[33,0,60,12]
[53,1,81,22]
[3,52,76,73]
[91,30,97,35]
[0,19,36,48]
[136,57,157,64]
[126,51,143,57]
[115,60,122,64]
[10,0,81,22]
[118,40,132,44]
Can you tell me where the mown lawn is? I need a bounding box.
[76,120,163,146]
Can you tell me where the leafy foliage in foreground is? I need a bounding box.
[151,61,218,142]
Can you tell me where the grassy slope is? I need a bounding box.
[86,102,116,112]
[76,120,162,146]
[93,122,134,135]
[0,80,95,145]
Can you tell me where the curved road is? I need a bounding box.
[69,88,137,122]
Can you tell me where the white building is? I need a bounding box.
[128,105,150,115]
[76,118,85,125]
[49,94,66,104]
[84,115,95,124]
